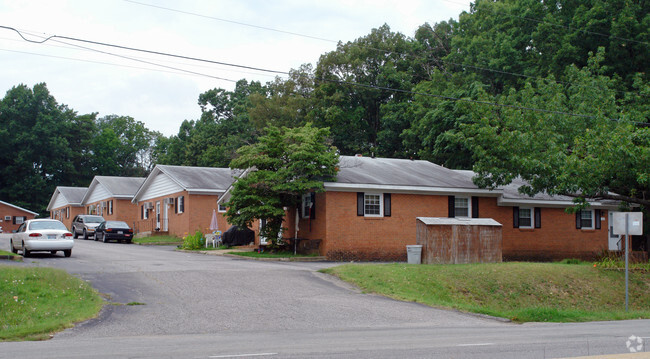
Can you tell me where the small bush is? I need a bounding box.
[181,230,205,250]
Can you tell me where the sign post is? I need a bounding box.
[612,212,643,312]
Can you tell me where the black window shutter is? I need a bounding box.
[12,216,16,225]
[576,211,582,229]
[310,192,316,220]
[595,209,601,229]
[471,197,479,218]
[513,207,519,228]
[357,192,364,216]
[384,193,391,217]
[448,196,455,218]
[180,196,185,213]
[175,198,178,213]
[534,207,541,228]
[141,205,144,219]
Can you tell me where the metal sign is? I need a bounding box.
[613,212,643,236]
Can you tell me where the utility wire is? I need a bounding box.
[2,25,646,127]
[0,25,288,76]
[121,1,639,97]
[124,0,338,44]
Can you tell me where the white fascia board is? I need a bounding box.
[323,182,502,196]
[80,179,99,205]
[497,196,619,209]
[186,189,226,195]
[132,167,163,203]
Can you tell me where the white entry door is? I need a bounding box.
[259,219,267,245]
[608,212,621,250]
[163,203,169,231]
[156,201,161,230]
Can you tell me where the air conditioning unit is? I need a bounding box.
[164,198,175,205]
[144,202,154,210]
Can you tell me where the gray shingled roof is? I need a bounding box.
[157,165,241,191]
[453,169,573,201]
[334,156,479,189]
[56,186,87,204]
[453,169,619,207]
[95,176,146,196]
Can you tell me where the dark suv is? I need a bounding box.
[71,215,105,240]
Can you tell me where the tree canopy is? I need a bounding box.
[225,123,339,243]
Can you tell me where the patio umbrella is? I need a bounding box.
[209,209,219,232]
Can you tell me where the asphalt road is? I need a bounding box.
[0,234,648,359]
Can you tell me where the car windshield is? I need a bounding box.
[29,221,67,231]
[84,216,105,223]
[106,221,129,228]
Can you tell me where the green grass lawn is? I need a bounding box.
[0,266,103,341]
[322,262,650,323]
[133,235,182,245]
[0,249,18,257]
[227,251,319,258]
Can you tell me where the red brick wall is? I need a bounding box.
[316,192,449,261]
[302,191,609,261]
[85,199,140,227]
[135,192,238,239]
[478,197,609,260]
[0,203,37,233]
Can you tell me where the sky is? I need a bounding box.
[1,0,472,136]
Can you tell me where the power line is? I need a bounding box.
[119,1,637,97]
[2,25,646,127]
[0,25,289,77]
[124,0,339,44]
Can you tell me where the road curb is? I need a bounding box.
[180,249,328,262]
[0,254,23,261]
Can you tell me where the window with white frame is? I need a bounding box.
[580,210,593,229]
[218,203,227,213]
[518,208,533,228]
[364,193,382,216]
[454,197,470,217]
[14,216,25,225]
[177,196,184,214]
[302,193,312,218]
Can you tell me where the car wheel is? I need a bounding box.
[73,228,79,239]
[126,239,132,244]
[63,249,71,257]
[83,229,88,240]
[94,233,99,241]
[102,234,107,243]
[10,240,17,254]
[51,251,57,255]
[22,243,30,257]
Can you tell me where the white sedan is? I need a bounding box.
[10,219,74,257]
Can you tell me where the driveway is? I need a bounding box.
[0,235,648,358]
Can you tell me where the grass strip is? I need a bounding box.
[322,262,650,323]
[133,235,182,245]
[227,251,318,258]
[0,250,18,257]
[0,266,103,341]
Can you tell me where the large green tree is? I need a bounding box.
[456,50,650,208]
[155,80,264,168]
[91,115,156,177]
[311,24,414,157]
[0,83,79,213]
[225,123,339,243]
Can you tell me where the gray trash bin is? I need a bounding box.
[406,245,422,264]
